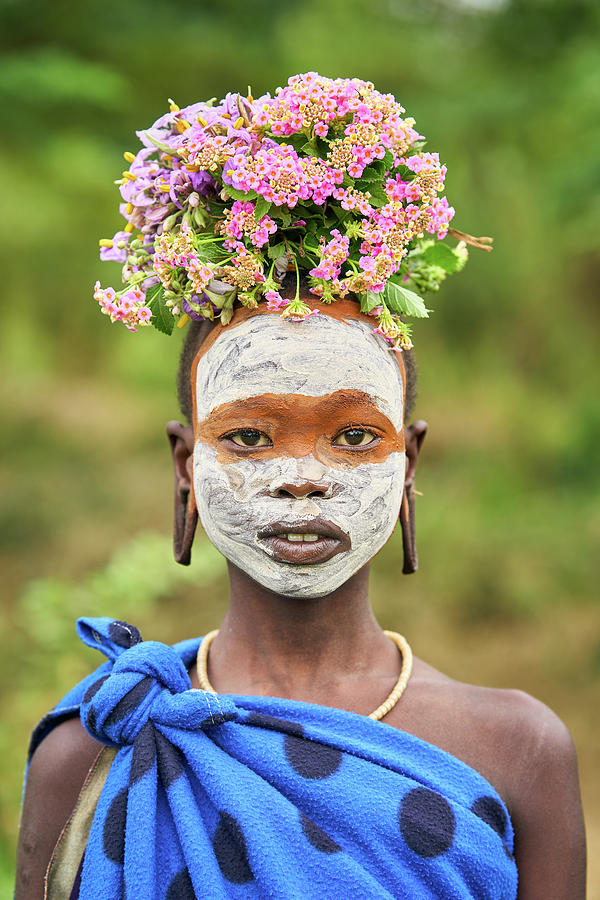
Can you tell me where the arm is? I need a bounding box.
[15,718,104,900]
[507,693,586,900]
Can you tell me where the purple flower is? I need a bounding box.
[183,295,209,320]
[100,231,131,263]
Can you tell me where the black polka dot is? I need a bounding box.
[212,812,254,884]
[108,621,142,648]
[104,676,153,728]
[129,721,156,785]
[156,729,183,788]
[166,868,195,900]
[300,812,341,853]
[284,734,343,779]
[103,787,128,864]
[245,712,304,737]
[83,675,109,704]
[472,796,508,840]
[399,787,455,858]
[85,704,97,736]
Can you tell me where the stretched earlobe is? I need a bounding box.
[399,484,418,574]
[166,421,197,566]
[400,420,428,575]
[174,487,198,566]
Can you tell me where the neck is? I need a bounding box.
[204,562,398,706]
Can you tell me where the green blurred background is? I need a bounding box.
[1,0,598,892]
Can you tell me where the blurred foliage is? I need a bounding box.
[1,0,599,892]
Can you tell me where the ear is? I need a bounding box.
[399,420,428,575]
[404,419,428,489]
[166,421,197,565]
[166,420,195,491]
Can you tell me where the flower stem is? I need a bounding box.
[293,253,300,302]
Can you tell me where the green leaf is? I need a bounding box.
[146,285,175,335]
[254,196,271,221]
[355,167,382,187]
[141,132,178,156]
[267,241,286,260]
[300,137,329,159]
[332,205,349,222]
[271,207,291,228]
[205,288,235,309]
[205,199,227,216]
[223,185,258,202]
[383,281,429,318]
[219,293,236,325]
[365,184,389,208]
[286,134,308,153]
[359,291,384,313]
[300,139,318,156]
[422,242,461,273]
[196,240,227,262]
[393,164,416,181]
[363,150,394,177]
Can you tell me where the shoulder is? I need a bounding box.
[27,714,104,788]
[396,664,586,898]
[16,717,104,900]
[451,679,576,765]
[403,662,579,799]
[453,683,579,800]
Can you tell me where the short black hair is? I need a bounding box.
[176,280,418,424]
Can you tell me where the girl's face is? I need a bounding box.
[191,311,406,599]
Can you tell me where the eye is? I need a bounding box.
[333,428,378,448]
[226,428,271,448]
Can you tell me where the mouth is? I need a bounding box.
[257,518,351,565]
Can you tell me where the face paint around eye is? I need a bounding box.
[226,429,271,448]
[333,428,378,448]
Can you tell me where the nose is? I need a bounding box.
[268,455,334,500]
[274,481,332,499]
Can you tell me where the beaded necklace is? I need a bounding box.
[196,630,412,722]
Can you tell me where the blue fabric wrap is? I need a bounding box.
[37,617,518,899]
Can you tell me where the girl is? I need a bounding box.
[16,74,585,899]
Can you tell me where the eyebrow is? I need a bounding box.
[195,388,406,459]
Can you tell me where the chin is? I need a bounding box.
[242,571,351,601]
[223,550,363,600]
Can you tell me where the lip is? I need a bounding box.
[257,518,351,565]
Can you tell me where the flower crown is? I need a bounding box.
[94,72,490,351]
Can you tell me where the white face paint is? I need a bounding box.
[192,314,406,599]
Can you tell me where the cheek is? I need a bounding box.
[193,442,405,542]
[194,446,301,507]
[342,455,405,527]
[192,445,298,537]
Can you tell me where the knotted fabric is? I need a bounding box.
[32,618,518,899]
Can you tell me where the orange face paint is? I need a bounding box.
[196,389,405,467]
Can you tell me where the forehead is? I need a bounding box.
[193,314,405,429]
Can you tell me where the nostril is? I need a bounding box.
[274,483,331,499]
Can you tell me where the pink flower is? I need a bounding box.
[265,289,290,311]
